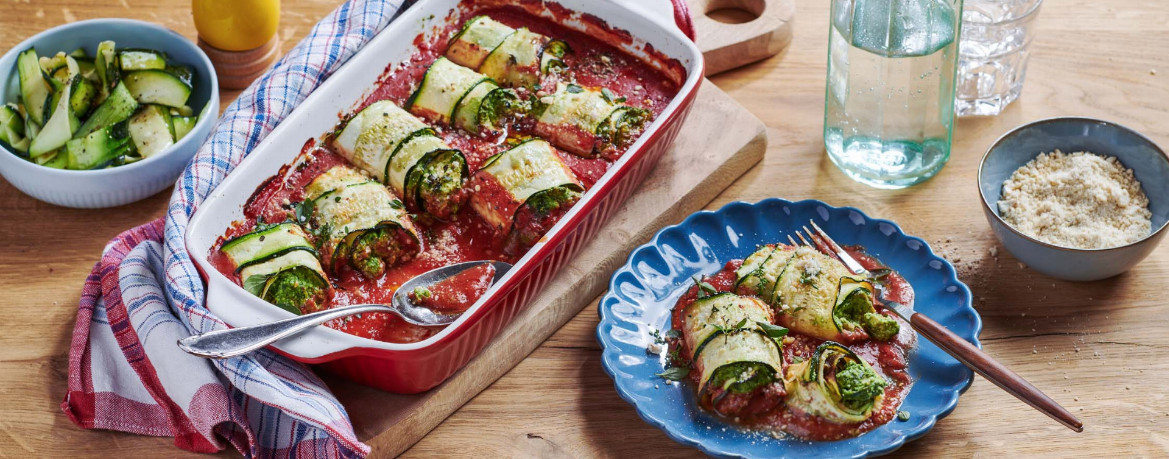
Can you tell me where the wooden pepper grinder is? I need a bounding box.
[193,0,282,89]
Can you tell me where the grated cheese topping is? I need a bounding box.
[997,150,1152,249]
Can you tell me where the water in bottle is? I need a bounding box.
[824,0,963,189]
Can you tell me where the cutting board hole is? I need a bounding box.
[703,0,765,24]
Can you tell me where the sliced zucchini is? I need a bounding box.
[164,65,194,86]
[333,100,468,220]
[76,81,139,137]
[39,52,67,75]
[304,165,421,278]
[29,79,79,157]
[95,41,120,91]
[406,57,488,126]
[17,48,51,126]
[402,147,468,219]
[541,39,570,73]
[38,150,69,168]
[170,105,194,117]
[784,342,886,424]
[50,65,71,85]
[221,222,319,272]
[735,245,778,293]
[534,83,651,157]
[43,75,64,120]
[467,138,583,236]
[479,28,549,88]
[172,115,197,140]
[118,49,167,71]
[333,100,429,183]
[222,223,330,315]
[127,104,174,157]
[446,15,516,70]
[451,79,498,131]
[65,121,132,169]
[23,110,40,141]
[69,48,89,59]
[68,76,99,118]
[0,104,25,147]
[6,137,31,155]
[74,57,98,82]
[123,70,191,108]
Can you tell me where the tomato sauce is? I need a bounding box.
[667,247,917,441]
[409,263,496,313]
[210,3,681,344]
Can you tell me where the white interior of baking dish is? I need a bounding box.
[186,0,704,357]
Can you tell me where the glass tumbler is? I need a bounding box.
[824,0,964,189]
[956,0,1043,116]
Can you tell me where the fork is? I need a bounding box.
[793,221,1084,433]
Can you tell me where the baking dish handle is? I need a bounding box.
[624,0,697,41]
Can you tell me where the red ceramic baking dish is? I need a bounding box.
[186,0,704,393]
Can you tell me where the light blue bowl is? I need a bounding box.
[598,199,979,458]
[978,117,1169,281]
[0,18,218,208]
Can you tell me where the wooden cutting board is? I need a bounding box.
[327,80,766,456]
[322,2,792,455]
[687,0,796,75]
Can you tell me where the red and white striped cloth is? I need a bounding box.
[61,0,411,456]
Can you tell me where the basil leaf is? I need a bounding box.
[657,366,691,381]
[692,275,718,299]
[601,88,616,103]
[732,317,748,330]
[757,321,790,339]
[566,83,583,94]
[242,273,272,297]
[294,198,315,225]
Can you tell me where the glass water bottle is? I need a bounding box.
[824,0,963,189]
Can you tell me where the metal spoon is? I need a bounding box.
[177,260,512,359]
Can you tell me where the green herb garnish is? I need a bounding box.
[657,366,691,381]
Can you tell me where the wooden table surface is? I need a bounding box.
[2,0,1167,457]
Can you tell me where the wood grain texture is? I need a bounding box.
[688,0,795,75]
[1,0,1168,458]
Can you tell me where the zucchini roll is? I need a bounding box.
[333,100,469,220]
[679,293,787,417]
[784,342,887,424]
[466,138,583,252]
[303,165,421,278]
[445,15,569,88]
[735,244,797,300]
[533,83,651,158]
[404,57,520,134]
[220,223,330,315]
[736,246,900,343]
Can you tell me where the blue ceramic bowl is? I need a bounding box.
[0,18,218,208]
[598,199,980,458]
[978,117,1169,281]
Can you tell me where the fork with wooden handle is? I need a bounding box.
[792,221,1084,432]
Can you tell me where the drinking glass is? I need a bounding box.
[956,0,1043,116]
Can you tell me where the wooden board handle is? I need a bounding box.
[910,312,1085,432]
[687,0,795,75]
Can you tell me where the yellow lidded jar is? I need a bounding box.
[193,0,280,51]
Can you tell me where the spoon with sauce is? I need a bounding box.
[177,261,512,359]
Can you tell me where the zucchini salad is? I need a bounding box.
[1,41,199,169]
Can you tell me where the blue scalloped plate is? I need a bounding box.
[597,199,981,458]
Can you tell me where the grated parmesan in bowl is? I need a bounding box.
[996,150,1152,249]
